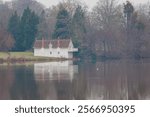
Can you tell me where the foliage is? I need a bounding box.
[10,0,44,16]
[37,10,48,39]
[124,1,146,58]
[0,2,13,29]
[72,5,86,47]
[19,7,39,51]
[0,28,14,51]
[90,0,124,58]
[52,6,71,39]
[8,7,39,51]
[1,0,150,59]
[8,11,20,50]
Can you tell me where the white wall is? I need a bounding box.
[34,48,73,58]
[68,53,73,58]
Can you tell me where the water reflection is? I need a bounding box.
[10,65,39,100]
[34,61,78,81]
[0,60,150,100]
[82,60,150,100]
[34,61,78,100]
[0,65,14,99]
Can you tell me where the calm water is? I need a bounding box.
[0,59,150,100]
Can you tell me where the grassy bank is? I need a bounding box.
[0,52,66,63]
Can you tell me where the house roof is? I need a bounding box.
[34,39,71,49]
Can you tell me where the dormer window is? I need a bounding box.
[69,41,73,48]
[49,43,52,48]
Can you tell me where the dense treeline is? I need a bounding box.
[8,7,39,51]
[1,0,150,59]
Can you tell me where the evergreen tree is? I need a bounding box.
[8,7,39,51]
[72,5,86,47]
[124,1,145,57]
[37,10,48,39]
[19,7,39,51]
[8,11,20,50]
[52,7,71,39]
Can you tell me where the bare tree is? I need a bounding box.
[0,28,14,51]
[0,3,13,29]
[89,0,124,58]
[10,0,44,16]
[92,0,122,30]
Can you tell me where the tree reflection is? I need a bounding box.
[10,65,39,100]
[53,80,73,100]
[0,59,150,100]
[0,65,14,99]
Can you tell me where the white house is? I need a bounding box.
[33,39,78,59]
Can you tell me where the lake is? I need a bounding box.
[0,59,150,100]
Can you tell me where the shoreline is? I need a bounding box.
[0,57,67,63]
[0,52,78,64]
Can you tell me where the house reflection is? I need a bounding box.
[34,61,78,81]
[34,61,78,100]
[34,60,150,100]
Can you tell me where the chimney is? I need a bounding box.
[42,38,44,48]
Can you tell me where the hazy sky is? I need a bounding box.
[3,0,150,8]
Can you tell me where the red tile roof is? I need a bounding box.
[34,39,71,49]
